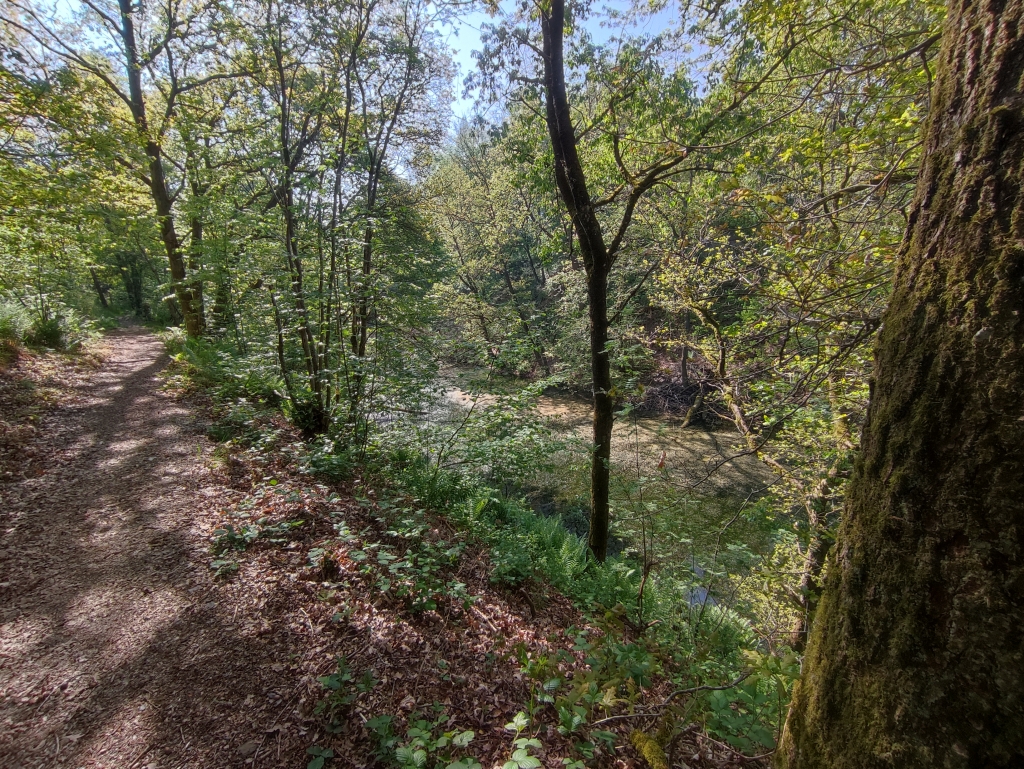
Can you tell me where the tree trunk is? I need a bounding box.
[115,0,202,337]
[541,0,614,561]
[778,1,1024,766]
[680,310,690,387]
[349,221,374,418]
[89,267,109,309]
[587,266,613,560]
[283,187,320,394]
[788,483,832,653]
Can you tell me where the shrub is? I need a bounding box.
[0,300,30,345]
[20,301,92,351]
[25,316,65,348]
[163,334,286,407]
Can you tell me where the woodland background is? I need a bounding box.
[0,0,960,761]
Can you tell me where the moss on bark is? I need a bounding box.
[777,1,1024,767]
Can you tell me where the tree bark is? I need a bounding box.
[348,221,374,418]
[540,0,614,561]
[680,310,691,387]
[89,267,109,309]
[778,1,1024,766]
[788,482,832,653]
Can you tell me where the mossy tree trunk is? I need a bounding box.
[778,1,1024,766]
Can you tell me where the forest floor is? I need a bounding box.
[0,328,762,769]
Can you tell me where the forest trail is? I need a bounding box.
[0,329,329,769]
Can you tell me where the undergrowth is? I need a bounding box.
[345,445,797,753]
[0,296,96,352]
[162,333,799,758]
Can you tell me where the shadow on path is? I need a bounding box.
[0,329,324,769]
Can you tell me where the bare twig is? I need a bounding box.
[590,671,754,726]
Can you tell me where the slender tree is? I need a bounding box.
[466,0,858,560]
[778,0,1024,764]
[538,0,617,560]
[532,0,801,560]
[1,0,229,334]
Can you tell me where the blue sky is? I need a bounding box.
[51,0,681,124]
[441,1,682,121]
[442,8,497,120]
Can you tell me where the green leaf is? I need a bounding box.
[505,712,530,732]
[511,750,542,769]
[306,744,333,769]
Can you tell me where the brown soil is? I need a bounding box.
[0,328,318,768]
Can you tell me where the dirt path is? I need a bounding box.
[0,329,318,768]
